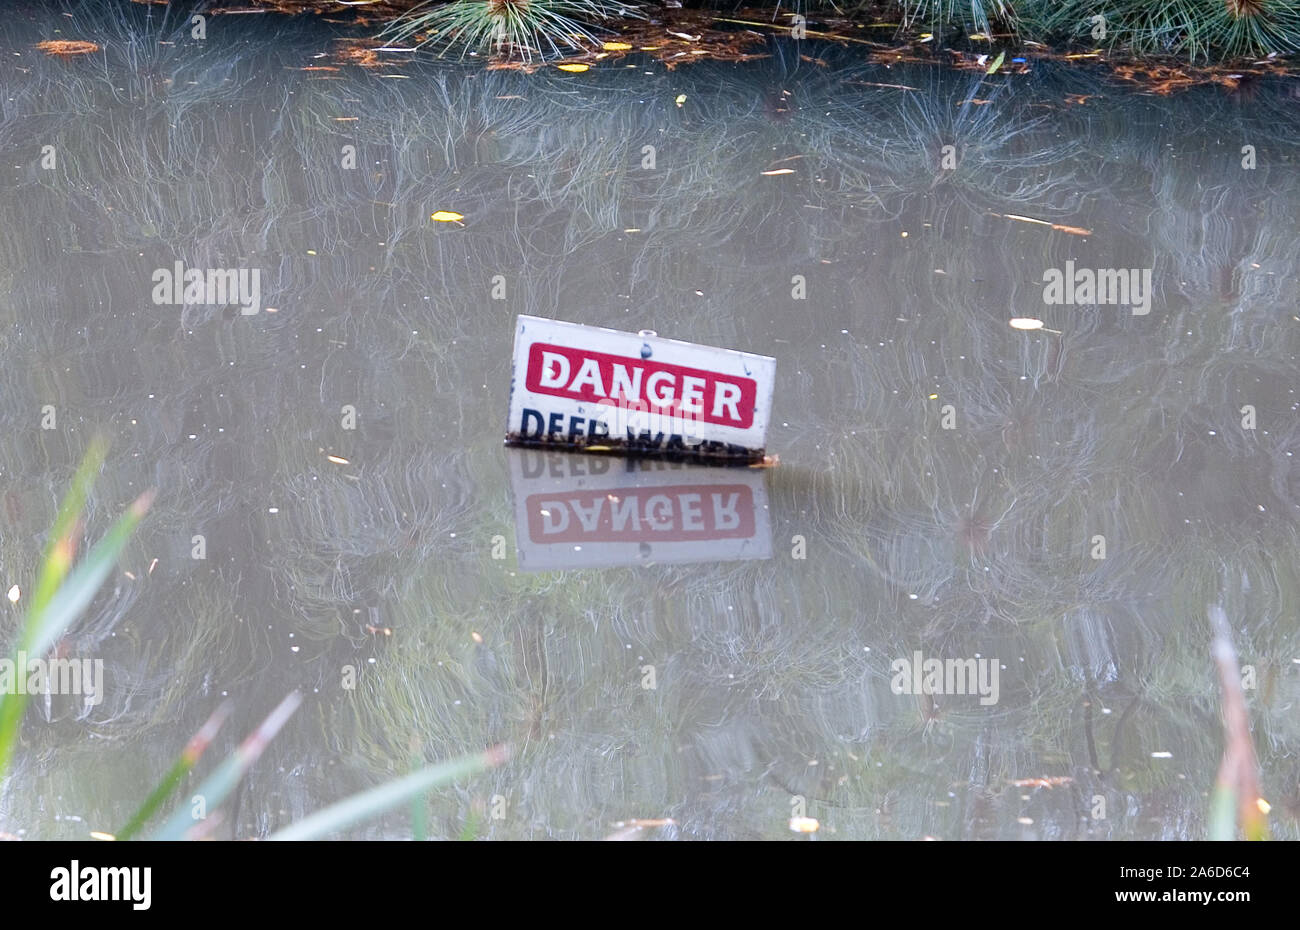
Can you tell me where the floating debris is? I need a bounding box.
[1011,776,1074,788]
[604,818,675,840]
[1010,317,1063,334]
[35,40,100,57]
[997,213,1092,237]
[186,4,1300,86]
[789,816,820,833]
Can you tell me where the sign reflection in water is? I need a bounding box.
[508,449,772,571]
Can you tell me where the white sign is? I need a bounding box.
[508,449,772,571]
[506,315,775,461]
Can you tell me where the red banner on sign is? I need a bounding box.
[525,343,758,430]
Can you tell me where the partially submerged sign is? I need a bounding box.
[507,449,772,571]
[506,315,775,462]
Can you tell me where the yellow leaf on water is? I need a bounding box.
[430,211,464,222]
[602,41,633,51]
[675,94,687,107]
[761,168,795,176]
[556,63,589,73]
[986,50,1006,74]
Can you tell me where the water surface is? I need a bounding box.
[1,0,1298,840]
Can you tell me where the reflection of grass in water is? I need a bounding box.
[804,68,1094,217]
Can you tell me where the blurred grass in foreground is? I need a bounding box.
[0,439,152,780]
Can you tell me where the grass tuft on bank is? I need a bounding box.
[371,0,1300,63]
[1017,0,1300,62]
[379,0,645,61]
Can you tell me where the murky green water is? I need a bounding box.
[1,1,1297,840]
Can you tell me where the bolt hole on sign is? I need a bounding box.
[505,315,776,464]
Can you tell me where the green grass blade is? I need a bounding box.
[152,691,302,841]
[411,793,429,842]
[457,808,483,841]
[0,479,152,780]
[24,491,154,661]
[115,700,234,841]
[29,437,108,622]
[1208,782,1237,841]
[268,746,508,841]
[409,737,428,842]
